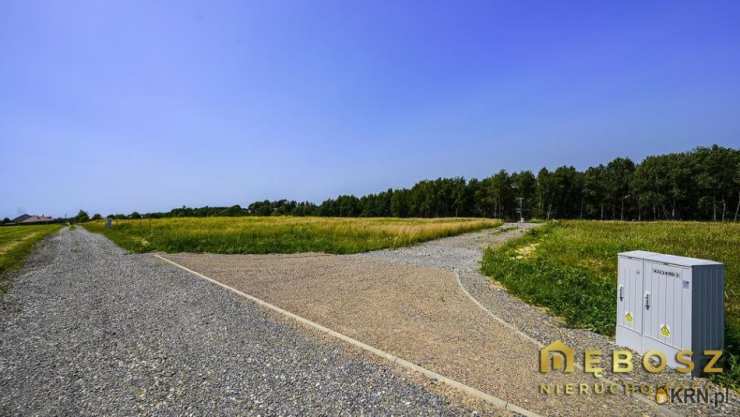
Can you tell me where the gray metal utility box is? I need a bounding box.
[616,251,724,374]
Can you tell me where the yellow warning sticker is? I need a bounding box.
[624,312,633,323]
[660,324,671,337]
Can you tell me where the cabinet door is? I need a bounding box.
[643,262,690,349]
[617,257,643,336]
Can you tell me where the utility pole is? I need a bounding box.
[516,197,525,223]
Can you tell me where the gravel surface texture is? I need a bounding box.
[165,225,670,417]
[363,223,739,417]
[0,227,483,417]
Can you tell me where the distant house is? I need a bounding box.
[12,214,54,224]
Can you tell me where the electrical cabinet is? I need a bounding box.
[616,251,724,375]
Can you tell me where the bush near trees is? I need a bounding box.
[73,210,90,223]
[116,145,738,221]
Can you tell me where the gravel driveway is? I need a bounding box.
[161,225,670,417]
[0,227,481,417]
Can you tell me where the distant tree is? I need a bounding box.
[605,157,635,220]
[491,171,514,219]
[412,180,435,217]
[449,178,469,217]
[549,166,583,219]
[248,200,273,216]
[632,160,663,220]
[464,179,481,216]
[691,146,738,221]
[335,195,360,217]
[91,213,102,220]
[536,168,557,220]
[319,198,338,216]
[1,217,10,224]
[129,212,142,219]
[74,210,90,223]
[665,153,692,220]
[360,191,392,217]
[474,178,491,217]
[706,146,737,221]
[390,190,410,217]
[632,153,680,220]
[290,201,317,216]
[220,205,244,216]
[511,171,536,219]
[584,165,607,219]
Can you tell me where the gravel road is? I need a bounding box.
[360,223,739,417]
[0,227,478,417]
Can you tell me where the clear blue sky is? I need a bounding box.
[2,0,739,218]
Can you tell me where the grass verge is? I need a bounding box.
[0,224,62,293]
[481,220,740,388]
[83,216,502,254]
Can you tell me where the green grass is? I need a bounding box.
[481,220,740,387]
[0,224,62,293]
[84,216,502,254]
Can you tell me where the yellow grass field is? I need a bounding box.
[0,224,62,291]
[84,216,502,254]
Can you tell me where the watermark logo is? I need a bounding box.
[655,387,669,404]
[656,386,731,407]
[538,340,723,375]
[539,340,575,373]
[537,341,729,407]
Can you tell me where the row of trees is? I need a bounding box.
[257,145,738,221]
[108,205,249,219]
[98,145,739,222]
[0,211,98,225]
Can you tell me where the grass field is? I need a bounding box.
[0,224,62,292]
[84,216,502,254]
[481,220,740,387]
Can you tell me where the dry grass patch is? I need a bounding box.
[0,224,62,292]
[84,216,501,254]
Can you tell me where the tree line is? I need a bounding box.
[106,145,739,221]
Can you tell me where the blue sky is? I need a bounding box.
[1,0,739,218]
